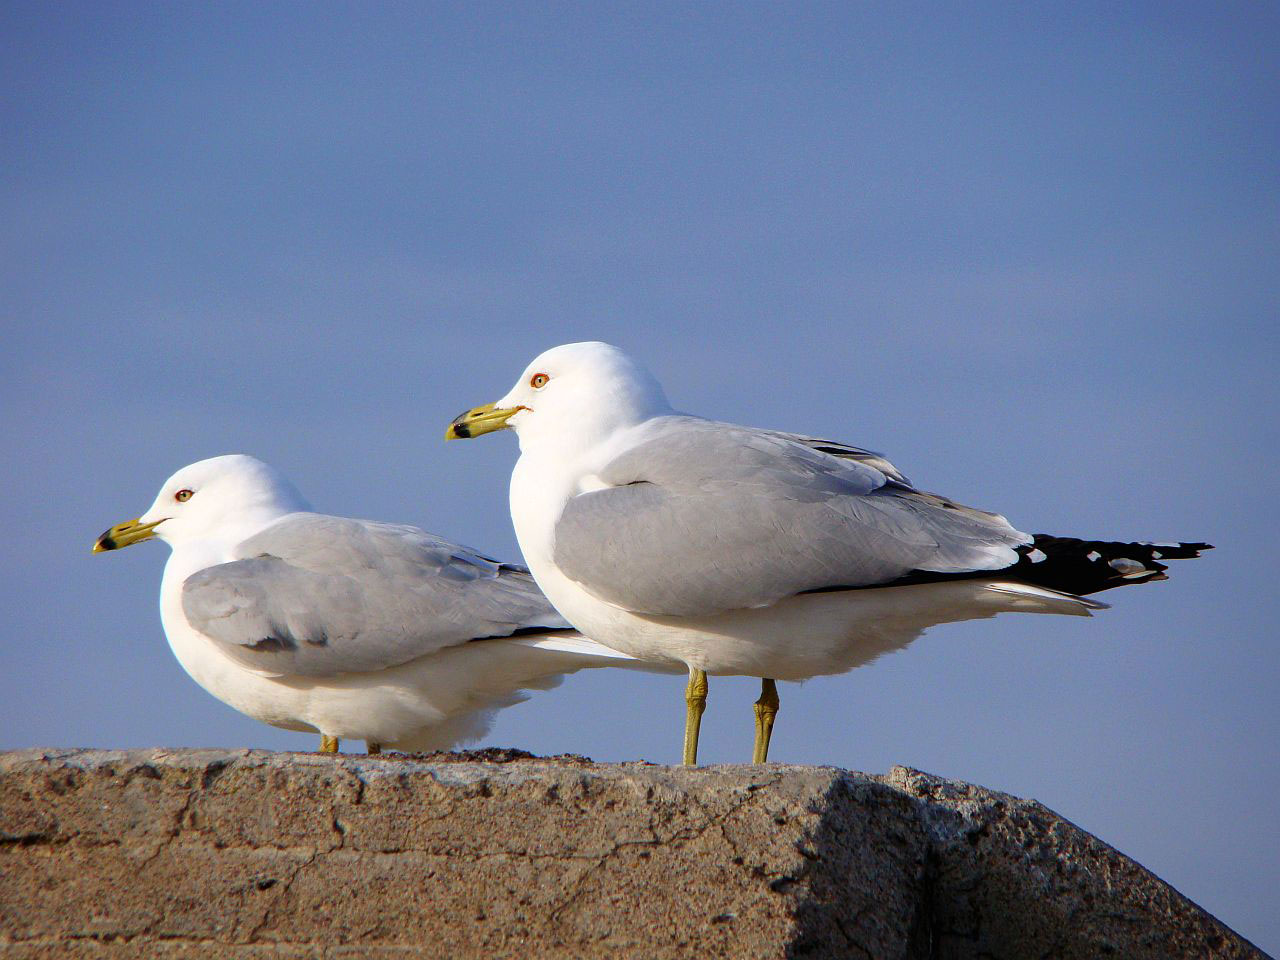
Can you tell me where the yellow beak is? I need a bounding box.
[445,402,523,440]
[93,517,164,553]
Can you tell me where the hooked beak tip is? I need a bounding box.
[93,517,163,554]
[446,402,521,441]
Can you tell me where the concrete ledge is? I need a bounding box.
[0,749,1267,959]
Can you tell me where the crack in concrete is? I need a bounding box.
[244,846,326,944]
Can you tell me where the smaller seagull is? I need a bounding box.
[447,341,1212,766]
[94,454,651,754]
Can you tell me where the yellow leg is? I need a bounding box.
[752,678,780,764]
[683,668,709,766]
[366,742,382,755]
[319,735,340,753]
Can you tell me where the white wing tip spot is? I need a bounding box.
[1109,557,1147,577]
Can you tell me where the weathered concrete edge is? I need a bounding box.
[878,764,1271,959]
[1,747,1270,958]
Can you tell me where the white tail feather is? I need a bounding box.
[984,581,1109,614]
[511,632,640,660]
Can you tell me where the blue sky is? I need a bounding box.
[3,2,1277,950]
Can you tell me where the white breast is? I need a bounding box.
[159,548,315,732]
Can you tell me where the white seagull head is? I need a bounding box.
[448,341,672,455]
[94,454,312,554]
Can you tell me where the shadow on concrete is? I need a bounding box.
[787,767,1268,959]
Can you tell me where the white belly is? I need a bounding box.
[530,560,1094,681]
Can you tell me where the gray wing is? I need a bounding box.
[758,430,914,486]
[182,513,567,678]
[553,416,1030,617]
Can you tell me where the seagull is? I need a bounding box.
[93,454,652,754]
[446,341,1211,765]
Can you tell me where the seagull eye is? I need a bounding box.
[530,373,550,389]
[174,489,194,502]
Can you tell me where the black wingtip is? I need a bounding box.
[1020,536,1214,595]
[1148,541,1214,559]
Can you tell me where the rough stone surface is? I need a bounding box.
[0,749,1267,959]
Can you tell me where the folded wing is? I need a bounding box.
[183,513,568,677]
[553,416,1030,617]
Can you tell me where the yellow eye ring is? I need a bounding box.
[530,373,550,389]
[174,489,194,502]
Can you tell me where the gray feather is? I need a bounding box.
[553,416,1029,616]
[182,513,567,678]
[759,430,914,487]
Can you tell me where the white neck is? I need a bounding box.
[511,386,673,461]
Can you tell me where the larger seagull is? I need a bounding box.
[447,341,1211,765]
[94,454,652,753]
